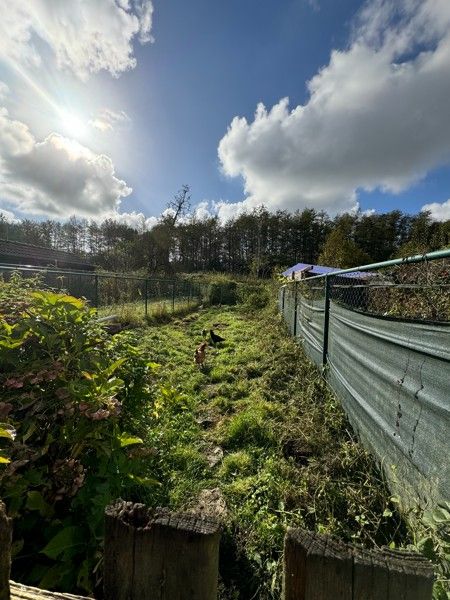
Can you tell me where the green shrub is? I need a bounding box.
[0,278,158,593]
[237,282,271,311]
[207,280,237,305]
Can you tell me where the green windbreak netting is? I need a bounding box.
[296,282,325,366]
[327,303,450,509]
[281,285,297,337]
[279,285,450,510]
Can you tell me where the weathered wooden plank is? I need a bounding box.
[10,582,87,600]
[352,545,388,600]
[282,529,434,600]
[103,501,137,600]
[104,500,221,600]
[283,529,316,600]
[383,548,435,600]
[0,501,12,600]
[304,533,353,600]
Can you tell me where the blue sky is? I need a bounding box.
[0,0,449,226]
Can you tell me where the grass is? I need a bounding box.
[96,297,201,325]
[133,295,409,599]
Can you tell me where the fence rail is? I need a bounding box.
[0,264,208,320]
[280,249,450,513]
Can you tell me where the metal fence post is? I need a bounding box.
[172,281,176,312]
[293,282,298,337]
[145,279,148,318]
[94,274,99,308]
[322,275,331,367]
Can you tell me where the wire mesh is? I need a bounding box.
[0,264,206,320]
[329,257,450,322]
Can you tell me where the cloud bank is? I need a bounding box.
[0,0,154,80]
[0,108,131,219]
[422,199,450,221]
[0,1,155,225]
[218,0,450,218]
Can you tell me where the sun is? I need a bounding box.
[59,110,88,139]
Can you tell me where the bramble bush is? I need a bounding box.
[0,274,158,593]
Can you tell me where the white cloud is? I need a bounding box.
[89,109,131,132]
[421,199,450,221]
[193,201,214,220]
[0,0,153,80]
[0,208,20,223]
[103,210,158,230]
[213,200,253,222]
[0,108,131,219]
[218,0,450,216]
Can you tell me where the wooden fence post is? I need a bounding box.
[283,528,434,600]
[0,501,12,600]
[104,500,221,600]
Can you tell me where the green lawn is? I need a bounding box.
[134,300,408,599]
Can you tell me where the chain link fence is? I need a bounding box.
[0,264,208,321]
[279,249,450,512]
[329,258,450,322]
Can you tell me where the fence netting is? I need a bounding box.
[280,257,450,511]
[0,265,206,320]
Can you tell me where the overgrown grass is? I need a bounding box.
[135,294,410,599]
[97,298,201,326]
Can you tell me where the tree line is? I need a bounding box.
[1,193,449,276]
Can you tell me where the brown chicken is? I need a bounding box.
[194,341,208,368]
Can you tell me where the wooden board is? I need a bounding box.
[10,582,87,600]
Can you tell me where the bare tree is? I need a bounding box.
[165,184,191,226]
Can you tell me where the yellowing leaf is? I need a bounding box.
[119,433,143,447]
[128,474,160,487]
[0,426,15,441]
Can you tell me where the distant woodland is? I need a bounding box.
[1,201,449,275]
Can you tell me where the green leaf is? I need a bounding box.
[41,526,83,560]
[416,536,435,559]
[147,361,161,370]
[26,491,54,517]
[119,433,143,448]
[432,506,450,523]
[104,357,127,379]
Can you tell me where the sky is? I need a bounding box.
[0,0,450,228]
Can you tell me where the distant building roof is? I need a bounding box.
[0,239,93,271]
[282,262,370,279]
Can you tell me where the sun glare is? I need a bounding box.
[59,110,88,139]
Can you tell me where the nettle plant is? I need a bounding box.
[0,275,158,593]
